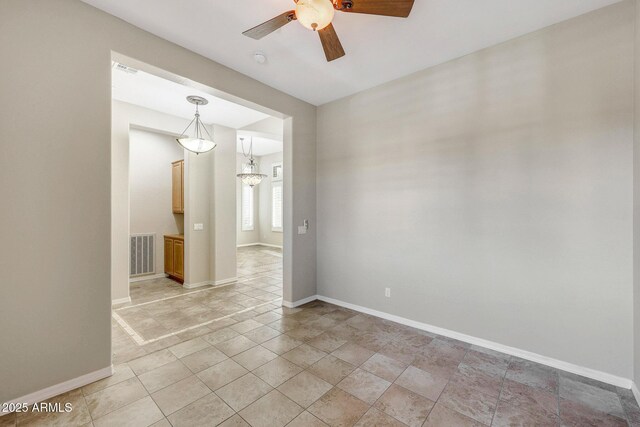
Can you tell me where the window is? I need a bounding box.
[241,163,254,231]
[241,185,254,231]
[272,162,283,182]
[272,181,283,232]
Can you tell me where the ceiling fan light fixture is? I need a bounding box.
[295,0,335,31]
[242,0,414,62]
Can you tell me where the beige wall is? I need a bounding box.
[634,0,640,385]
[0,0,316,404]
[183,151,212,286]
[212,126,238,283]
[129,129,184,276]
[317,1,634,379]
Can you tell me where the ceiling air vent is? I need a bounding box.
[112,62,138,74]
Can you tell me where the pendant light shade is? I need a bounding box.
[237,137,267,187]
[176,96,216,154]
[176,137,216,154]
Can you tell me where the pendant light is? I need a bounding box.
[176,96,216,154]
[237,137,267,187]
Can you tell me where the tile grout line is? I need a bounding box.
[112,310,146,346]
[557,368,561,424]
[433,344,472,424]
[107,293,636,426]
[117,274,277,311]
[489,353,510,426]
[114,298,282,346]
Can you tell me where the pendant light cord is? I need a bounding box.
[240,137,255,161]
[240,137,256,172]
[178,101,214,142]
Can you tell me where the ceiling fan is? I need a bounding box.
[242,0,415,62]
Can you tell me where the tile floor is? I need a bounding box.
[3,245,640,426]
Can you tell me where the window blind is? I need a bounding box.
[242,184,254,231]
[272,182,283,232]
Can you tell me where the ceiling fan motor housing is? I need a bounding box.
[337,0,353,10]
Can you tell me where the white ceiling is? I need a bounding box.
[112,66,270,129]
[89,0,621,105]
[237,135,283,157]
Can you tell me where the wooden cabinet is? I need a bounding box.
[164,238,174,276]
[172,160,184,214]
[164,234,184,283]
[173,239,184,280]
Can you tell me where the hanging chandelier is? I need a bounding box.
[237,137,267,187]
[176,96,216,154]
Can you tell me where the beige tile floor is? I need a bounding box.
[3,245,640,426]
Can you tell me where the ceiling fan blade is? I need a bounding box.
[336,0,414,18]
[318,23,345,62]
[243,10,296,40]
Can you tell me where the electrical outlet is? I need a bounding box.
[385,288,391,298]
[193,223,204,231]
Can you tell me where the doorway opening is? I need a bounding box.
[110,55,287,359]
[236,127,284,305]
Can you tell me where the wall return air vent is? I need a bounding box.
[112,62,138,74]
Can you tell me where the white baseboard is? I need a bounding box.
[283,295,318,308]
[111,296,131,306]
[316,295,633,389]
[237,242,283,249]
[256,243,283,249]
[216,277,237,286]
[2,366,113,412]
[184,278,237,289]
[183,281,210,289]
[632,382,640,406]
[129,273,167,283]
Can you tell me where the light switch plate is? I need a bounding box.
[298,226,307,235]
[194,223,204,231]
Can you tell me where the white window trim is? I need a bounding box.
[241,183,254,232]
[272,181,283,233]
[272,162,283,182]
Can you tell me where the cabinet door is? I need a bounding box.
[172,161,184,214]
[164,238,174,275]
[173,239,184,279]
